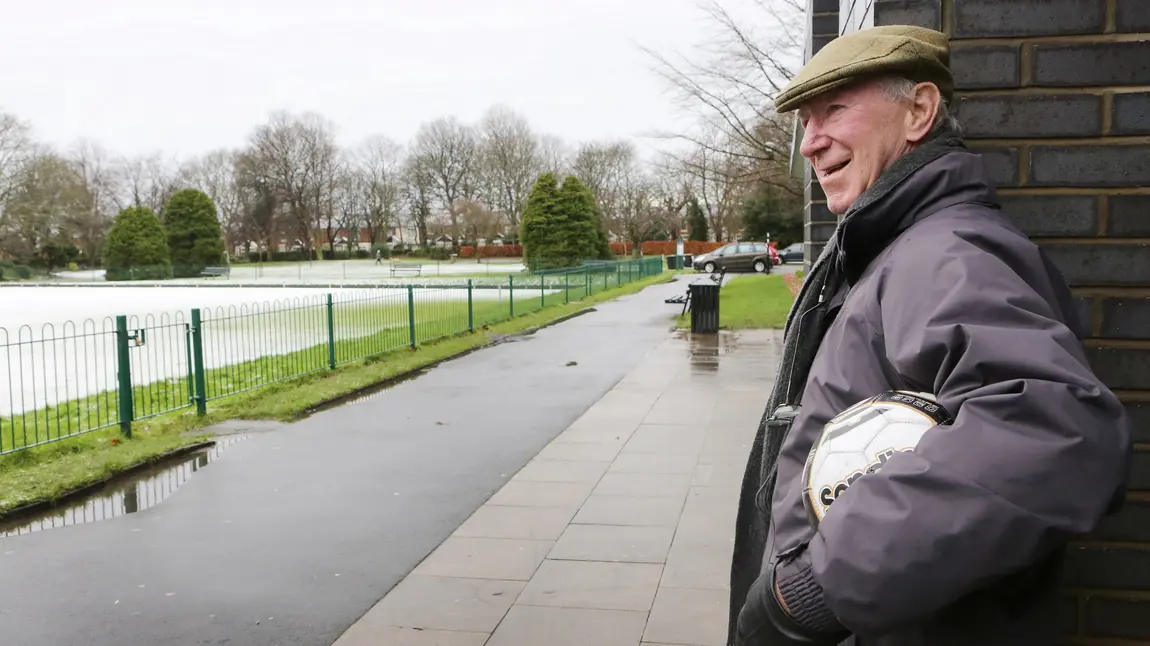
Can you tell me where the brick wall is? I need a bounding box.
[793,0,1150,641]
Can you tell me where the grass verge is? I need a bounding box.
[0,271,675,516]
[675,273,797,330]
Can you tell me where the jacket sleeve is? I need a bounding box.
[774,225,1132,639]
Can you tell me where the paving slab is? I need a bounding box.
[335,328,782,646]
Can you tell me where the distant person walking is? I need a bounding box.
[375,249,383,265]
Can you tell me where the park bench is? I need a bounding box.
[665,267,726,316]
[201,266,231,278]
[390,262,423,278]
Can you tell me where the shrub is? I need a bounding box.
[103,206,171,281]
[426,246,452,261]
[162,189,226,277]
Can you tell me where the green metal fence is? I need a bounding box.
[0,257,664,454]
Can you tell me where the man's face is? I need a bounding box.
[797,80,916,214]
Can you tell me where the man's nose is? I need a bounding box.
[799,121,829,160]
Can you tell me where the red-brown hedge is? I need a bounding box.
[458,244,523,258]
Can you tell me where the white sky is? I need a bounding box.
[0,0,737,161]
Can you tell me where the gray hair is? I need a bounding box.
[877,76,961,134]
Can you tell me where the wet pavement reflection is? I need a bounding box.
[0,435,246,538]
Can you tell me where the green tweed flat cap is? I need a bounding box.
[775,25,953,113]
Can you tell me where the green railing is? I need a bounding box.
[0,257,664,454]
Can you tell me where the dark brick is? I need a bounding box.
[805,168,827,203]
[1126,401,1150,444]
[807,223,837,243]
[999,194,1097,236]
[955,94,1102,138]
[952,45,1021,90]
[811,11,839,35]
[1085,596,1150,640]
[1108,196,1150,237]
[872,0,941,29]
[1092,500,1150,543]
[1101,298,1150,340]
[953,0,1106,38]
[1060,595,1079,636]
[1063,545,1150,590]
[1040,243,1150,287]
[1113,93,1150,136]
[812,34,835,55]
[1086,347,1150,392]
[808,201,837,224]
[1116,0,1150,32]
[1131,451,1150,491]
[1029,145,1150,188]
[1034,42,1150,87]
[970,147,1020,186]
[1072,295,1094,335]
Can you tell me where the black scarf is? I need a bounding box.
[727,125,969,645]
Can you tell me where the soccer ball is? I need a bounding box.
[801,390,952,526]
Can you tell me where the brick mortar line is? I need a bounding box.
[957,87,1150,97]
[949,33,1150,46]
[966,136,1150,146]
[999,187,1150,196]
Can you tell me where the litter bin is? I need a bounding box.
[666,254,695,270]
[689,282,720,333]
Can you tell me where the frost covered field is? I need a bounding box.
[0,282,536,418]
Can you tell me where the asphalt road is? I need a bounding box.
[0,277,692,646]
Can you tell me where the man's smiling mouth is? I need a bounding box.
[821,160,850,178]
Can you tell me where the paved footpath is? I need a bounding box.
[333,329,781,646]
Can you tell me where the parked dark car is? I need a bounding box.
[692,241,778,274]
[778,242,804,264]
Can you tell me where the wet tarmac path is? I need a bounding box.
[0,278,695,646]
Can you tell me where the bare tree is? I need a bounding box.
[477,106,543,232]
[351,135,405,250]
[115,152,178,212]
[538,134,571,178]
[402,155,435,249]
[457,198,499,251]
[641,0,805,194]
[178,149,244,253]
[1,150,90,261]
[572,140,635,238]
[0,111,33,210]
[410,116,478,246]
[243,111,340,255]
[66,139,122,262]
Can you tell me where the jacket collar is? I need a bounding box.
[832,129,1000,284]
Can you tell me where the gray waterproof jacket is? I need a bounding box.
[735,147,1131,645]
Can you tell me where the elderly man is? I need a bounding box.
[728,25,1132,646]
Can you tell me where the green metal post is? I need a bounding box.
[115,315,134,438]
[407,286,416,347]
[509,275,515,317]
[540,275,545,307]
[185,323,194,404]
[326,293,336,369]
[191,309,207,416]
[467,280,474,332]
[564,272,569,304]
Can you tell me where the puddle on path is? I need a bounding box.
[0,435,246,539]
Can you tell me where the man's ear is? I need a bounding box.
[906,82,942,143]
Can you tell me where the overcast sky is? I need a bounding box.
[0,0,743,161]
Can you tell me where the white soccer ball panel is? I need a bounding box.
[804,397,943,524]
